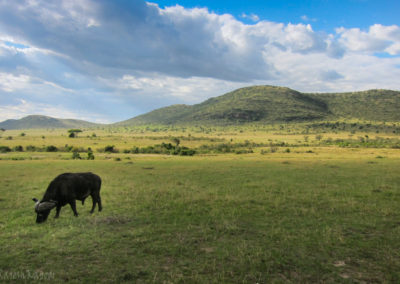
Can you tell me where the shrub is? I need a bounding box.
[26,145,36,151]
[13,145,24,152]
[104,145,118,153]
[179,147,196,156]
[46,145,58,152]
[72,151,81,159]
[61,144,73,152]
[131,147,139,154]
[72,147,86,153]
[235,149,253,154]
[270,146,278,153]
[87,148,95,160]
[0,146,11,153]
[68,129,82,138]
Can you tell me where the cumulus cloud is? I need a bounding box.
[337,24,400,55]
[0,0,345,82]
[0,0,399,122]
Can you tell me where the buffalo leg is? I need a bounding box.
[98,196,102,212]
[70,200,79,216]
[90,192,102,213]
[90,195,96,213]
[55,206,62,218]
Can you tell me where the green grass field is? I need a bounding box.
[1,129,400,282]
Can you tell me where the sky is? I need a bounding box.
[0,0,400,123]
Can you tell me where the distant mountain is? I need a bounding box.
[3,86,400,129]
[116,86,400,126]
[0,115,101,130]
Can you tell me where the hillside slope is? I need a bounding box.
[309,89,400,121]
[0,115,101,130]
[3,86,400,129]
[116,86,400,126]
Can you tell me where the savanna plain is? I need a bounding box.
[1,125,400,283]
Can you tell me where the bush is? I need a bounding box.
[13,145,24,152]
[26,145,36,151]
[235,149,253,154]
[72,151,81,159]
[104,145,118,153]
[46,145,58,152]
[179,147,196,156]
[68,129,82,138]
[61,144,73,152]
[87,148,95,160]
[0,146,11,153]
[270,146,278,153]
[72,147,86,153]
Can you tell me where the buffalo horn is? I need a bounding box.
[36,201,57,212]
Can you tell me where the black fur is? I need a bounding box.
[33,172,102,223]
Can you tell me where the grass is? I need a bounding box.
[1,149,400,282]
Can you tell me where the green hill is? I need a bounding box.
[0,115,102,130]
[2,86,400,129]
[308,89,400,121]
[116,86,400,126]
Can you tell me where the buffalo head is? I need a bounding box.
[32,198,57,223]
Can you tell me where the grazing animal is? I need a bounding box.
[32,172,102,223]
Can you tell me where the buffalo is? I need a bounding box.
[32,172,102,223]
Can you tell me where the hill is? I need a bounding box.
[0,115,101,130]
[2,86,400,129]
[116,86,400,126]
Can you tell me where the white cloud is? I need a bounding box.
[301,15,317,22]
[337,24,400,55]
[0,99,110,123]
[0,0,341,82]
[116,73,244,102]
[240,13,260,22]
[0,73,31,92]
[0,0,399,122]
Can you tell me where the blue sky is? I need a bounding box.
[0,0,400,123]
[156,0,400,31]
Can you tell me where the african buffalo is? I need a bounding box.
[32,172,102,223]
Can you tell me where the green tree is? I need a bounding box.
[68,129,82,138]
[87,148,95,160]
[72,151,81,159]
[172,137,180,147]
